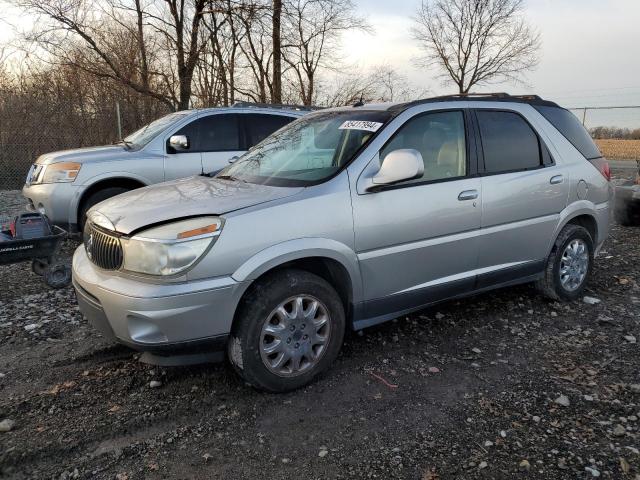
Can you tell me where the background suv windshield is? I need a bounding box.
[218,110,392,186]
[123,112,189,149]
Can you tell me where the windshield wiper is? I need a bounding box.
[114,139,134,149]
[216,174,246,183]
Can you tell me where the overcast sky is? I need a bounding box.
[343,0,640,125]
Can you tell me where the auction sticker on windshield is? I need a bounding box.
[339,120,383,132]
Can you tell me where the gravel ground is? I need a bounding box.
[1,170,639,480]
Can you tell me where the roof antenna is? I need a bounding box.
[352,94,364,107]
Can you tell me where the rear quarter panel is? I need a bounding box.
[528,107,613,250]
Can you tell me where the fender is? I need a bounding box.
[79,171,152,188]
[68,172,152,226]
[231,238,364,305]
[546,200,606,255]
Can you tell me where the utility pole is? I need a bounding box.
[115,101,122,140]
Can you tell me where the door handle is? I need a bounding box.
[550,174,564,185]
[458,190,479,201]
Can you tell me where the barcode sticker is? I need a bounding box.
[339,120,383,132]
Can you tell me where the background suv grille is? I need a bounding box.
[84,223,123,270]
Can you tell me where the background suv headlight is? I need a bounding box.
[40,162,82,183]
[120,216,223,276]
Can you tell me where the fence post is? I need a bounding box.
[115,101,122,141]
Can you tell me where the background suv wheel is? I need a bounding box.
[79,187,129,232]
[536,224,594,301]
[228,269,345,392]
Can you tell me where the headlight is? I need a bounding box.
[121,216,223,276]
[41,162,82,183]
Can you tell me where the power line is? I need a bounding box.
[567,105,640,110]
[541,85,640,96]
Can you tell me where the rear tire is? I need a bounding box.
[32,258,50,276]
[536,224,594,301]
[228,269,345,393]
[79,187,129,232]
[615,205,632,226]
[616,204,640,226]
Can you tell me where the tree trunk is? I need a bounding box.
[178,77,192,110]
[271,0,282,104]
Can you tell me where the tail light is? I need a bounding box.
[589,158,611,181]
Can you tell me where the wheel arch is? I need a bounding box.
[566,214,597,244]
[76,176,148,226]
[549,202,600,256]
[231,240,363,329]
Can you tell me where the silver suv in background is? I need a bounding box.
[22,103,306,232]
[73,93,613,392]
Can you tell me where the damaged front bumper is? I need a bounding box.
[72,245,244,359]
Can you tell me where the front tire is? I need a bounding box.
[228,269,345,393]
[79,187,130,232]
[536,224,594,301]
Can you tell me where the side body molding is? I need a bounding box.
[231,237,364,305]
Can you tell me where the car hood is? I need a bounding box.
[89,175,304,235]
[36,145,131,165]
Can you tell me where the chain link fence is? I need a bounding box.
[568,106,640,132]
[568,106,640,161]
[0,96,169,190]
[0,110,122,190]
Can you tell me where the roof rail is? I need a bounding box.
[231,101,322,112]
[391,92,560,111]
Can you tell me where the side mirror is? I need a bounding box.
[168,135,189,152]
[367,149,424,189]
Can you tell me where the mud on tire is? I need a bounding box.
[536,224,594,301]
[228,269,345,393]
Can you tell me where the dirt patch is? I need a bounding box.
[1,171,639,479]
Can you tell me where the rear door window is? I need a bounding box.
[476,111,542,174]
[243,114,296,148]
[533,105,602,160]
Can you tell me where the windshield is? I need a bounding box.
[123,112,189,149]
[217,110,393,187]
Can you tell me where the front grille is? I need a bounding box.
[84,223,123,270]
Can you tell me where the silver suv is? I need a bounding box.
[73,94,613,392]
[22,104,305,232]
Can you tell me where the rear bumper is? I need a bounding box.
[22,182,84,232]
[72,246,244,353]
[594,201,612,255]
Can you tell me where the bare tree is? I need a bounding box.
[412,0,540,94]
[282,0,369,105]
[10,0,207,110]
[317,64,428,107]
[271,0,282,103]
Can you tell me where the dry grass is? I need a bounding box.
[595,139,640,160]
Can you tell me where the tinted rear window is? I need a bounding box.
[476,110,541,173]
[534,105,602,160]
[197,114,240,151]
[244,114,295,148]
